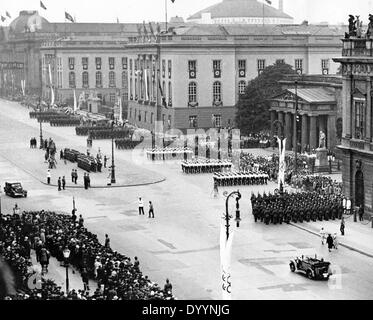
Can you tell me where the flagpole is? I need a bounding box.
[165,0,168,32]
[262,3,265,26]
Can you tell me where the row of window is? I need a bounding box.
[128,109,172,128]
[67,71,127,89]
[187,58,331,78]
[67,57,128,71]
[189,115,221,128]
[128,59,172,79]
[188,81,229,105]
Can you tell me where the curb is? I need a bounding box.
[39,177,167,189]
[289,222,373,259]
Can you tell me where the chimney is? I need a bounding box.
[279,0,284,12]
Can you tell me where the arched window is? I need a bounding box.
[238,80,246,95]
[69,72,76,88]
[109,71,116,88]
[129,78,133,99]
[162,80,166,99]
[82,71,89,88]
[95,71,102,88]
[213,81,222,102]
[188,82,197,103]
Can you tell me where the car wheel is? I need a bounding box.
[290,263,295,272]
[307,270,313,279]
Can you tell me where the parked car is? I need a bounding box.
[4,182,28,198]
[289,255,331,280]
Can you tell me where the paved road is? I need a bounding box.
[1,99,373,300]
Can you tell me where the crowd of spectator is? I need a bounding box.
[241,132,271,149]
[0,210,174,300]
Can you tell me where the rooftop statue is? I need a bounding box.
[366,14,373,39]
[345,14,357,38]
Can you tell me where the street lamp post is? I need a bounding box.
[111,120,116,184]
[63,248,70,295]
[223,190,242,240]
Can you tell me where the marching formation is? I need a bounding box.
[251,192,345,225]
[181,159,232,174]
[146,147,193,160]
[214,170,269,187]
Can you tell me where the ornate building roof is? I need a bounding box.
[9,11,50,33]
[187,0,292,21]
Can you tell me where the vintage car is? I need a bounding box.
[4,182,28,198]
[289,255,331,280]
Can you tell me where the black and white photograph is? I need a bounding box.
[0,0,372,311]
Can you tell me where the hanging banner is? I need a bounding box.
[220,218,234,300]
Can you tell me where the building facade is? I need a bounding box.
[334,38,373,216]
[127,24,344,132]
[40,39,130,111]
[269,74,342,152]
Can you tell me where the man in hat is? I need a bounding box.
[57,177,62,191]
[62,176,66,190]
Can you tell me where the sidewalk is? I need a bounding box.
[30,250,96,293]
[290,217,373,258]
[0,145,165,189]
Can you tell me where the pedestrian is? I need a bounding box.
[104,155,107,168]
[78,214,84,228]
[83,173,88,189]
[62,176,66,190]
[40,228,46,244]
[47,170,51,184]
[39,247,50,274]
[22,236,31,259]
[60,149,64,160]
[57,177,61,191]
[104,234,110,248]
[164,278,173,295]
[138,197,144,215]
[81,268,90,293]
[326,234,334,252]
[340,218,345,236]
[319,227,326,245]
[71,169,74,183]
[148,201,154,218]
[333,233,339,249]
[358,204,364,221]
[74,169,78,184]
[72,208,77,223]
[134,256,140,271]
[87,174,91,188]
[13,203,20,217]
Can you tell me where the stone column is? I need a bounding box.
[285,112,292,150]
[278,111,284,138]
[366,77,371,142]
[301,114,309,151]
[327,115,337,150]
[270,110,276,137]
[309,116,317,150]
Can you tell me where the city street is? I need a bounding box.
[1,98,373,300]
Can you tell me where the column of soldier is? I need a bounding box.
[146,147,194,160]
[181,159,232,174]
[251,191,344,225]
[214,170,269,187]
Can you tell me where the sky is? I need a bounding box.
[0,0,372,25]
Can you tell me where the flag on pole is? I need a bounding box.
[220,218,234,300]
[158,79,167,108]
[40,1,47,10]
[65,12,74,23]
[6,12,11,19]
[73,89,77,112]
[1,16,5,22]
[143,21,149,41]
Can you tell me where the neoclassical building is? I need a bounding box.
[269,74,343,152]
[334,37,373,216]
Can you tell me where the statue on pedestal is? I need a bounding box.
[319,131,326,149]
[346,15,357,38]
[366,14,373,39]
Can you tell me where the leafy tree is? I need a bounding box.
[235,62,296,135]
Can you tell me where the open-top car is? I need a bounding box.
[289,255,331,280]
[4,182,28,198]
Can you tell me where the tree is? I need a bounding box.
[235,62,296,135]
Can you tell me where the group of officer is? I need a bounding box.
[146,147,194,161]
[251,191,344,225]
[213,170,269,187]
[181,159,232,174]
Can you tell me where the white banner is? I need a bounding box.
[220,218,234,300]
[48,64,54,105]
[119,96,123,122]
[144,69,149,101]
[277,137,286,189]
